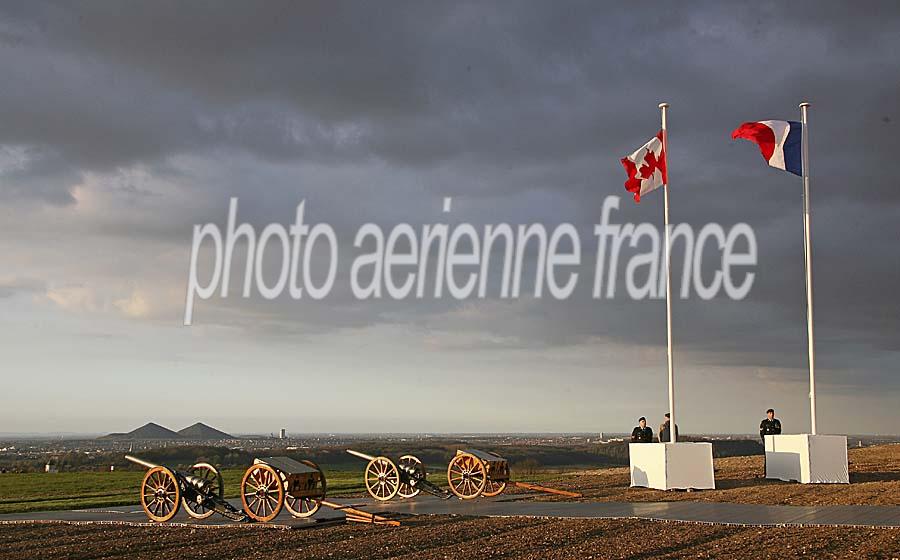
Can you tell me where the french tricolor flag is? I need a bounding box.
[732,120,803,176]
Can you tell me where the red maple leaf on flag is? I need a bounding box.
[620,131,666,203]
[639,143,667,184]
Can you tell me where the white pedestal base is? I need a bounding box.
[629,442,715,490]
[765,434,849,484]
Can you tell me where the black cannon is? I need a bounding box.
[125,454,248,523]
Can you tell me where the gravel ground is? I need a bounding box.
[1,516,898,559]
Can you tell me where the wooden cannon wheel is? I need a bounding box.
[182,462,223,519]
[447,452,487,500]
[397,455,424,499]
[140,466,181,522]
[241,463,284,522]
[283,459,327,518]
[365,456,400,501]
[482,478,507,497]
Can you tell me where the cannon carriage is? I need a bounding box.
[346,449,450,501]
[126,454,248,523]
[240,456,327,522]
[447,449,510,499]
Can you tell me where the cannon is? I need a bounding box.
[446,449,583,500]
[240,456,327,522]
[125,454,248,523]
[346,449,450,501]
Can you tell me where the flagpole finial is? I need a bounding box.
[799,101,811,108]
[658,102,670,109]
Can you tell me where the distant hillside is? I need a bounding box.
[178,422,233,440]
[102,422,183,440]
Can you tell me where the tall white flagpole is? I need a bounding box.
[800,101,817,435]
[660,102,676,443]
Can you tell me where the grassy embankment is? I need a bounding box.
[0,469,357,514]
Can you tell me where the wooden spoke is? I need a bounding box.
[284,460,326,519]
[240,463,284,522]
[447,453,487,500]
[140,466,181,522]
[364,457,400,501]
[183,463,223,520]
[482,479,507,497]
[397,455,424,499]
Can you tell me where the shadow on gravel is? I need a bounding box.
[704,478,789,491]
[850,471,900,483]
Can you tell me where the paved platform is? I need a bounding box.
[3,496,900,529]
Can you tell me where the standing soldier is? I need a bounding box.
[631,417,653,443]
[759,408,782,476]
[658,413,678,443]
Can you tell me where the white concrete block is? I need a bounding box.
[765,434,849,484]
[629,442,715,490]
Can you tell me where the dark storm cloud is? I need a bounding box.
[1,0,899,399]
[0,146,79,204]
[2,2,898,197]
[5,2,895,168]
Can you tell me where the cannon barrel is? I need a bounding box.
[126,455,208,491]
[125,454,160,470]
[346,449,376,462]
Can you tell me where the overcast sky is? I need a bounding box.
[1,1,898,435]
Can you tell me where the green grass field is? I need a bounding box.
[0,468,365,514]
[0,468,561,514]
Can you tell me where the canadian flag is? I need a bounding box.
[620,131,667,203]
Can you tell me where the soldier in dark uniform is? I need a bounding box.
[759,408,782,476]
[759,408,782,440]
[631,417,653,443]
